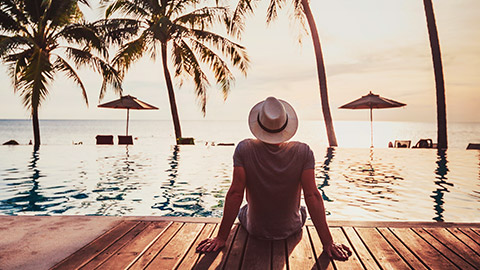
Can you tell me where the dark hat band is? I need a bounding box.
[257,114,289,133]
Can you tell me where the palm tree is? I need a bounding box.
[423,0,447,149]
[103,0,250,143]
[228,0,338,146]
[0,0,136,150]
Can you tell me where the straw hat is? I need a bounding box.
[248,97,298,144]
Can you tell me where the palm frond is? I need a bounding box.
[5,49,31,92]
[97,59,123,100]
[189,38,234,100]
[112,33,148,72]
[63,46,123,99]
[0,0,29,25]
[0,7,23,32]
[14,48,53,111]
[53,55,88,106]
[167,0,196,18]
[266,0,285,24]
[0,35,32,58]
[173,6,228,30]
[229,0,258,39]
[90,18,140,46]
[289,0,308,44]
[45,0,84,28]
[189,28,249,76]
[176,39,210,115]
[105,0,149,19]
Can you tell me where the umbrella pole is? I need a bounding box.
[370,107,373,148]
[126,108,130,136]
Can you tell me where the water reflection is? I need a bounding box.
[431,149,453,222]
[0,150,65,214]
[94,146,138,215]
[316,147,335,202]
[152,145,179,214]
[345,149,402,196]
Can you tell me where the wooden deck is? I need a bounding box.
[52,219,480,269]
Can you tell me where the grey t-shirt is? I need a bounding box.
[233,138,315,239]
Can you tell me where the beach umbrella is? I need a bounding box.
[339,91,406,147]
[98,95,158,136]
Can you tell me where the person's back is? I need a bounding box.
[197,97,351,261]
[235,139,314,239]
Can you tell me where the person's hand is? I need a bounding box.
[196,237,226,253]
[324,242,352,261]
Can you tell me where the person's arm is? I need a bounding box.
[301,169,352,261]
[196,166,246,252]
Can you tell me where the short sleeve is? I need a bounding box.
[233,140,246,167]
[303,144,315,170]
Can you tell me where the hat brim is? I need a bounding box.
[248,99,298,144]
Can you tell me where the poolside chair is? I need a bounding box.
[467,143,480,150]
[394,140,411,148]
[96,135,114,145]
[413,139,433,148]
[118,135,133,145]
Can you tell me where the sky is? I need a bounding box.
[0,0,479,123]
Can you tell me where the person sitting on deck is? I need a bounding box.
[196,97,352,261]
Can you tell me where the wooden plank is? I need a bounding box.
[52,221,139,270]
[425,228,480,268]
[241,235,271,269]
[176,223,216,269]
[325,220,480,228]
[194,224,240,270]
[80,221,150,270]
[306,226,335,270]
[146,222,204,269]
[343,227,380,270]
[413,228,475,270]
[96,221,171,269]
[377,227,427,270]
[287,228,316,270]
[459,228,480,245]
[447,228,480,256]
[356,227,410,270]
[128,221,183,270]
[390,228,458,269]
[222,225,248,269]
[272,240,287,270]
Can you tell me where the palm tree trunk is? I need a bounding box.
[301,0,338,147]
[32,106,40,151]
[423,0,447,149]
[161,42,182,142]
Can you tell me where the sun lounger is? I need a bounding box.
[96,135,114,145]
[413,139,433,148]
[467,143,480,150]
[394,140,411,148]
[118,135,133,145]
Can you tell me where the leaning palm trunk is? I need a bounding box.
[32,106,40,150]
[423,0,447,149]
[161,42,183,141]
[301,0,338,147]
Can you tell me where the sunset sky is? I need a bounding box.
[0,0,479,123]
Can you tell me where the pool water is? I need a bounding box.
[1,144,479,221]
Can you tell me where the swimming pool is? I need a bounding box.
[1,144,479,221]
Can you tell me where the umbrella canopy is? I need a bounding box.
[339,91,406,147]
[98,95,158,110]
[339,91,406,110]
[98,95,158,136]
